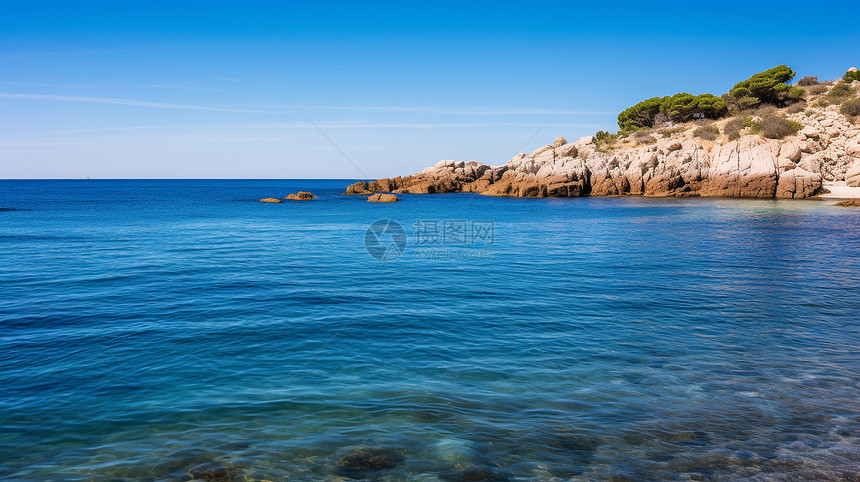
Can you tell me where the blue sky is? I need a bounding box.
[1,1,858,179]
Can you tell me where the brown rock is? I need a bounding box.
[800,125,819,139]
[835,199,860,207]
[259,198,283,203]
[590,167,630,196]
[846,160,860,187]
[335,446,404,479]
[776,168,822,199]
[368,193,399,202]
[344,181,371,195]
[285,191,313,200]
[701,137,779,197]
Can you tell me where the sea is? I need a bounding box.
[1,179,859,481]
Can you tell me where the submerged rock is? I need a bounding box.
[335,446,405,479]
[367,193,399,203]
[432,439,512,481]
[551,434,600,454]
[188,462,244,481]
[536,433,601,478]
[457,463,513,481]
[285,191,314,200]
[259,198,282,203]
[835,199,860,207]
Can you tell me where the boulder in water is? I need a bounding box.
[285,191,314,200]
[344,181,372,195]
[335,446,404,479]
[458,463,513,481]
[188,462,244,481]
[368,193,399,203]
[259,198,282,203]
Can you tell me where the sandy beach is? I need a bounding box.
[820,181,860,200]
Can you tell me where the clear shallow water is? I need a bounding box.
[1,179,859,481]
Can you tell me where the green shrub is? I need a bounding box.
[797,76,819,86]
[617,97,664,131]
[742,116,754,127]
[751,105,777,117]
[694,125,719,140]
[841,98,860,117]
[659,126,684,137]
[594,130,620,152]
[806,84,828,96]
[827,81,855,104]
[726,65,803,108]
[751,115,802,139]
[617,93,727,131]
[632,129,656,145]
[594,130,619,142]
[722,92,758,112]
[785,101,807,114]
[723,117,745,140]
[844,68,860,82]
[661,93,727,122]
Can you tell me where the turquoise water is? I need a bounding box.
[1,179,859,481]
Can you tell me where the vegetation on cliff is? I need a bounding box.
[617,94,726,131]
[617,65,805,132]
[612,65,860,145]
[749,115,802,139]
[842,98,860,118]
[724,65,804,110]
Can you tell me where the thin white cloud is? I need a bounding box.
[145,84,226,92]
[0,81,105,88]
[0,92,614,117]
[0,49,134,59]
[1,121,609,139]
[0,92,288,114]
[300,105,615,115]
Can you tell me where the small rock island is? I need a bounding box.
[286,191,314,200]
[259,191,315,202]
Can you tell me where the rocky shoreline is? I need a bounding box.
[345,105,860,200]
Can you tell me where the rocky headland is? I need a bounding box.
[346,68,860,200]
